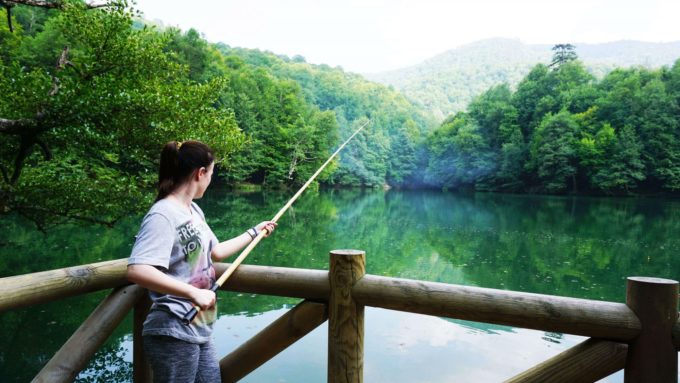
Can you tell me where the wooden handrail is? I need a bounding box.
[3,259,680,350]
[0,259,128,312]
[352,274,642,342]
[0,256,675,382]
[214,263,329,300]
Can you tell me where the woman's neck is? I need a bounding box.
[167,186,195,213]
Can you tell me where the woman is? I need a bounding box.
[127,140,276,382]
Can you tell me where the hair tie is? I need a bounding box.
[177,141,183,150]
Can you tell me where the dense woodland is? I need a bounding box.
[1,1,679,227]
[425,47,680,194]
[0,1,433,226]
[367,38,680,119]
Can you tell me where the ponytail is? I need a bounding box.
[156,140,215,201]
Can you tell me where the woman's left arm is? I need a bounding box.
[211,221,277,261]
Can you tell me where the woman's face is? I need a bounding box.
[195,162,214,199]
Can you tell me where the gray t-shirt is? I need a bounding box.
[128,199,219,344]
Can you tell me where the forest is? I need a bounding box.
[0,0,433,227]
[425,45,680,194]
[1,1,679,228]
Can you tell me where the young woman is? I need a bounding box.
[127,140,276,382]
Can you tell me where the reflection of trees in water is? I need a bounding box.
[76,343,132,383]
[0,291,130,382]
[2,189,679,381]
[421,192,680,302]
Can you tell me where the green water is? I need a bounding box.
[1,189,678,382]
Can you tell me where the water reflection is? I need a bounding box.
[0,189,678,381]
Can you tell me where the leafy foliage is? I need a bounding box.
[0,1,242,226]
[367,38,680,119]
[424,55,680,195]
[0,1,437,226]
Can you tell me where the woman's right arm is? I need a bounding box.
[127,264,215,310]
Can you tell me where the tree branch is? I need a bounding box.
[2,0,111,32]
[2,2,13,32]
[35,138,52,160]
[11,136,33,184]
[16,204,119,228]
[49,46,72,95]
[0,117,34,134]
[2,0,109,9]
[0,164,9,184]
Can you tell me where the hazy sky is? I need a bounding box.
[133,0,680,73]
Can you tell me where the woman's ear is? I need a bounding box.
[194,167,205,181]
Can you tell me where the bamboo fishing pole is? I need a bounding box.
[183,119,370,324]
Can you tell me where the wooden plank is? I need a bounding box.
[0,259,128,312]
[328,250,365,383]
[624,277,678,382]
[353,275,641,341]
[219,300,328,382]
[32,284,145,383]
[214,263,329,300]
[505,338,627,383]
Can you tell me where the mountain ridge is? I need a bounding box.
[365,38,680,119]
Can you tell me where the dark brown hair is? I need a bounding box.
[156,140,215,201]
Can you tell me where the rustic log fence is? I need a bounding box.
[0,250,678,382]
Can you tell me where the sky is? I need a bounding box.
[133,0,680,74]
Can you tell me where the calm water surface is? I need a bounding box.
[1,189,678,382]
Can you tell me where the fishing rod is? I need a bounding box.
[183,119,370,324]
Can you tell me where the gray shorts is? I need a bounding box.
[143,335,221,383]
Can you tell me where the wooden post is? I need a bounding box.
[133,293,152,383]
[624,277,678,383]
[328,249,365,383]
[505,338,627,383]
[220,300,328,382]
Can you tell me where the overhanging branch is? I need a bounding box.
[0,118,34,134]
[2,2,13,32]
[1,0,111,32]
[2,0,109,9]
[16,204,119,227]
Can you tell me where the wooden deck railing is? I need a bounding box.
[1,250,678,382]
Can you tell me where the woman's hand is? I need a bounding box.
[189,287,216,310]
[211,221,279,261]
[256,221,277,237]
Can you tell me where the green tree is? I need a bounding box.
[0,1,242,226]
[425,114,495,189]
[550,43,577,69]
[591,125,645,192]
[496,127,526,191]
[529,111,579,193]
[386,119,419,185]
[637,77,680,190]
[512,64,555,138]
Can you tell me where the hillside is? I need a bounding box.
[365,38,680,120]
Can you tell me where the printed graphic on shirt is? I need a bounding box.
[177,219,216,324]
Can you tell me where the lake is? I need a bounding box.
[1,189,679,382]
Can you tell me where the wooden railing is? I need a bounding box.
[1,250,678,382]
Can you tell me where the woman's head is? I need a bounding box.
[156,140,215,201]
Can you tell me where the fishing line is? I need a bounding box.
[183,119,370,324]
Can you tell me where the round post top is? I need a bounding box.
[627,277,678,285]
[330,249,365,257]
